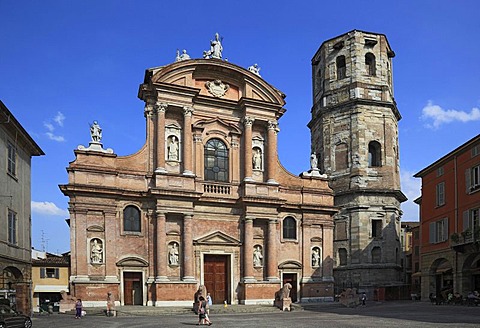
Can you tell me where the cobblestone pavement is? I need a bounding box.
[31,301,480,328]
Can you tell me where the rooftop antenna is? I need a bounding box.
[40,230,49,252]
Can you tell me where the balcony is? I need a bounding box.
[451,229,480,253]
[203,182,231,195]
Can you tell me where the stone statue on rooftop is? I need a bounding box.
[176,49,190,62]
[203,33,223,59]
[90,121,102,143]
[248,63,261,76]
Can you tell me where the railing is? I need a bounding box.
[203,183,231,195]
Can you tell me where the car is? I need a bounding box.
[0,305,32,328]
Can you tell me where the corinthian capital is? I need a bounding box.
[144,99,156,118]
[183,106,194,116]
[267,120,279,131]
[243,116,255,126]
[155,102,168,113]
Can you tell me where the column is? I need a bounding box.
[144,99,156,173]
[266,120,279,184]
[243,117,254,182]
[155,102,167,173]
[193,134,203,179]
[182,214,195,281]
[243,217,255,282]
[183,106,194,176]
[267,218,279,281]
[155,211,168,281]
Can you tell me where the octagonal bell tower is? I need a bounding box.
[308,30,407,294]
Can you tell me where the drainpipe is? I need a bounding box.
[453,155,458,293]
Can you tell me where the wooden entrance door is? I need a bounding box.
[124,272,143,305]
[204,255,228,304]
[283,273,297,302]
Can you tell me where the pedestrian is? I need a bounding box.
[106,292,115,317]
[206,293,213,315]
[75,299,83,319]
[361,292,367,306]
[197,296,212,326]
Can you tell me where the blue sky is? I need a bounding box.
[1,1,479,254]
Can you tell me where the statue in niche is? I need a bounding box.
[248,63,261,76]
[90,239,103,264]
[310,152,318,170]
[312,248,321,267]
[203,33,223,59]
[90,121,102,143]
[253,148,262,170]
[168,136,179,161]
[169,243,179,266]
[253,246,263,267]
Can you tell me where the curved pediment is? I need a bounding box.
[116,256,148,267]
[194,230,241,246]
[148,59,285,105]
[278,260,302,269]
[86,225,104,232]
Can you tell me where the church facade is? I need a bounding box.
[60,35,337,306]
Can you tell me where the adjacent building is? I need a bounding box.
[414,134,480,300]
[309,30,407,299]
[31,250,70,312]
[59,35,337,306]
[401,221,420,298]
[0,101,44,314]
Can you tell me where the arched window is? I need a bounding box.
[204,138,229,182]
[371,247,381,263]
[336,56,346,80]
[338,248,347,266]
[335,143,348,170]
[368,141,382,167]
[123,205,141,232]
[365,53,376,76]
[283,216,296,240]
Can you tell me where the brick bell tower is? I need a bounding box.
[308,30,407,295]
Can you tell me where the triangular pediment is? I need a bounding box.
[194,230,241,246]
[193,117,242,136]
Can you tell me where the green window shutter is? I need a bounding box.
[443,218,449,242]
[466,169,471,193]
[429,222,435,243]
[463,210,470,231]
[40,268,45,278]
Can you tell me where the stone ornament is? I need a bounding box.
[90,121,102,143]
[253,148,262,170]
[243,116,255,126]
[203,33,223,59]
[175,49,191,62]
[77,120,114,154]
[168,242,179,266]
[90,238,103,264]
[248,63,261,76]
[310,153,318,171]
[253,245,263,267]
[205,80,230,98]
[167,136,179,161]
[312,247,321,267]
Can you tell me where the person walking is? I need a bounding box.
[206,293,213,315]
[75,299,83,319]
[361,292,367,306]
[197,296,212,326]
